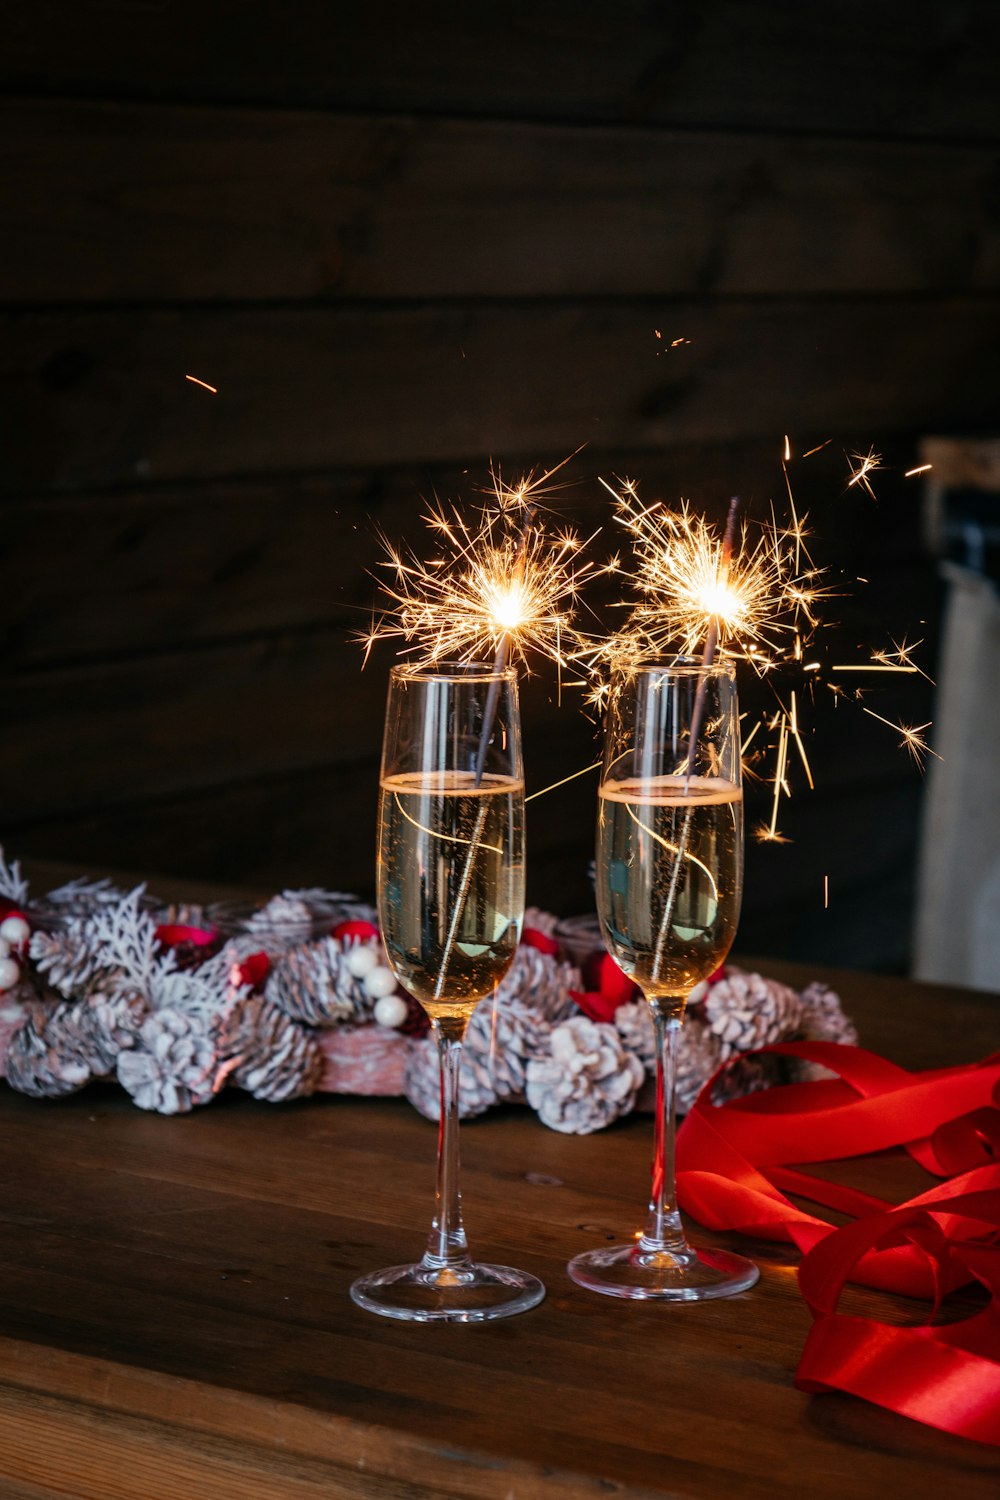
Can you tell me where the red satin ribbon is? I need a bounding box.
[676,1041,1000,1444]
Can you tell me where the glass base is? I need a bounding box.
[350,1259,545,1323]
[567,1241,759,1302]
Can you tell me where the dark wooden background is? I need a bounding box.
[4,1,1000,971]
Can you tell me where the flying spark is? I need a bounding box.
[185,375,218,393]
[846,447,883,500]
[860,708,939,768]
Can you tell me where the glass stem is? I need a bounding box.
[422,1019,473,1274]
[638,996,691,1260]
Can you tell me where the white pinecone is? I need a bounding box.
[5,999,108,1098]
[614,1000,656,1071]
[402,947,578,1122]
[88,986,147,1055]
[244,893,317,946]
[265,938,364,1026]
[787,982,858,1081]
[798,982,857,1046]
[671,1017,723,1112]
[116,1007,216,1114]
[29,920,101,1000]
[403,1027,501,1121]
[498,945,579,1026]
[523,906,559,937]
[703,970,803,1058]
[214,995,323,1103]
[525,1016,645,1134]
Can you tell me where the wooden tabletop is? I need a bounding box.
[0,947,998,1499]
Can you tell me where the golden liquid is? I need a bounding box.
[377,771,524,1021]
[596,775,743,999]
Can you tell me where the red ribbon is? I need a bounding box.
[676,1041,1000,1445]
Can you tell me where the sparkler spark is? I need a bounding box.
[184,374,217,393]
[860,708,939,768]
[846,447,883,500]
[362,458,612,674]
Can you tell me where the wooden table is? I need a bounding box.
[0,951,998,1499]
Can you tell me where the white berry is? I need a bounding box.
[0,916,30,949]
[363,965,397,999]
[0,957,20,992]
[688,980,709,1005]
[373,993,408,1028]
[344,944,378,979]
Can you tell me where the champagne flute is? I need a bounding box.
[350,662,545,1321]
[568,660,758,1300]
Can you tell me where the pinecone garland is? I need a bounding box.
[265,938,366,1026]
[214,995,322,1103]
[5,999,107,1098]
[116,1008,216,1114]
[525,1016,645,1134]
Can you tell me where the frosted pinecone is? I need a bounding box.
[523,906,559,938]
[265,938,364,1026]
[703,970,803,1058]
[786,981,857,1081]
[404,1022,501,1121]
[88,986,147,1056]
[5,999,109,1098]
[614,1000,656,1071]
[116,1007,216,1114]
[674,1018,726,1113]
[244,893,317,947]
[798,982,857,1046]
[526,1016,645,1134]
[498,945,579,1026]
[29,920,102,1000]
[402,946,579,1122]
[213,994,323,1103]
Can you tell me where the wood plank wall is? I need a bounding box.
[4,1,1000,972]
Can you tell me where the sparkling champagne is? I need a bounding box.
[597,774,743,998]
[378,770,524,1021]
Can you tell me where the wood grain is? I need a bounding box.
[5,298,999,493]
[0,958,997,1498]
[6,100,1000,303]
[5,1,1000,140]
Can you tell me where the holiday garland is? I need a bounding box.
[0,850,856,1131]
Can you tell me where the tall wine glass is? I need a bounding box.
[350,663,545,1321]
[568,661,758,1300]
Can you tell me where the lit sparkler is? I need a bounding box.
[593,479,830,676]
[362,458,610,676]
[594,441,935,840]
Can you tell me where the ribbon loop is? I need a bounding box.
[676,1040,1000,1446]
